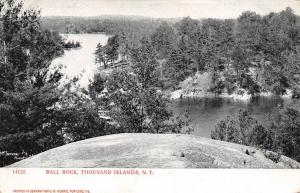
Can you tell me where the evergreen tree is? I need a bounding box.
[211,107,300,162]
[0,0,65,156]
[105,34,120,64]
[104,38,190,133]
[0,0,109,166]
[151,22,177,59]
[164,36,197,87]
[95,42,107,68]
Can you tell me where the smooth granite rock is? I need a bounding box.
[8,133,300,168]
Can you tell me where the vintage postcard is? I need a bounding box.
[0,0,300,192]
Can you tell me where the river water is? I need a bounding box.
[51,34,110,87]
[52,34,300,138]
[171,97,300,137]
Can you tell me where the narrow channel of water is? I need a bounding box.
[51,34,110,87]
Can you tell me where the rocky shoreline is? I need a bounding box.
[168,88,295,101]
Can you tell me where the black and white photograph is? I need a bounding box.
[0,0,300,171]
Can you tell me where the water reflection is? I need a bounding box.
[171,96,300,137]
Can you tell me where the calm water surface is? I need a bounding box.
[52,34,300,138]
[51,34,110,87]
[171,97,300,137]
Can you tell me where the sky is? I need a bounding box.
[23,0,300,19]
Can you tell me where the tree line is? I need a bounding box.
[41,15,165,45]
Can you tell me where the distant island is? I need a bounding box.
[63,40,82,49]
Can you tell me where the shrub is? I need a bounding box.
[240,74,260,95]
[211,117,240,143]
[211,108,300,162]
[270,107,300,162]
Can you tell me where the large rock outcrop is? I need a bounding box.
[8,133,300,168]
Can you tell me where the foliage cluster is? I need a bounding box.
[93,38,192,134]
[211,108,300,162]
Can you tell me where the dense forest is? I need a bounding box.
[0,0,299,166]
